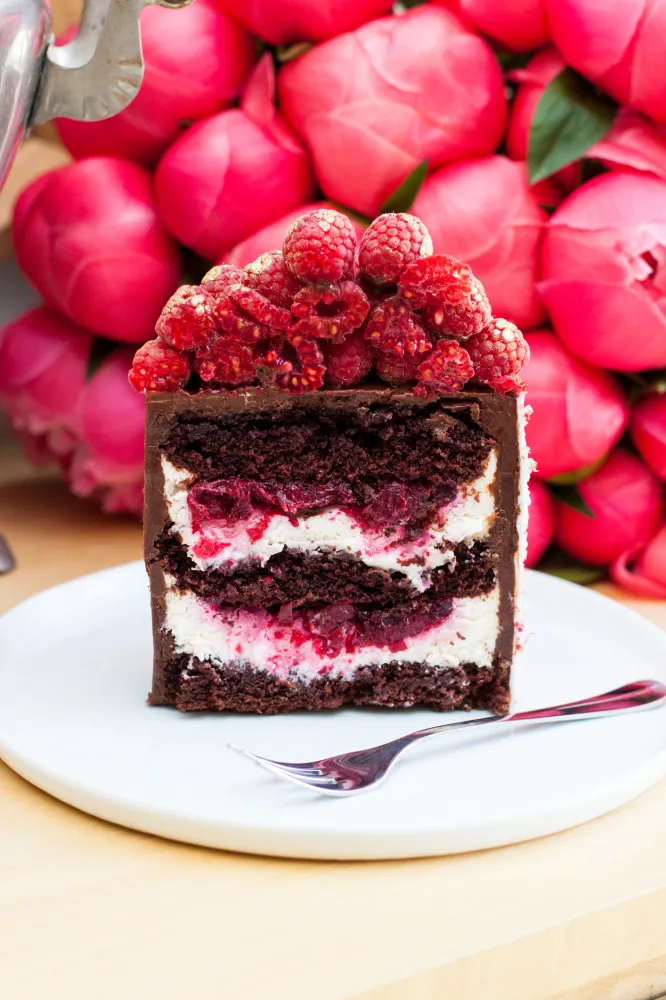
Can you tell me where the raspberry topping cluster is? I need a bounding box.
[129,209,529,397]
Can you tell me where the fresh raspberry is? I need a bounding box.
[209,293,269,344]
[155,285,217,350]
[291,281,370,341]
[323,331,374,388]
[260,332,326,394]
[364,297,432,357]
[375,352,423,386]
[283,209,357,284]
[129,339,192,393]
[195,338,256,386]
[201,264,243,292]
[227,284,291,331]
[286,330,325,367]
[358,213,433,286]
[243,251,301,309]
[414,339,474,395]
[399,255,491,338]
[254,336,284,372]
[491,374,528,397]
[466,318,530,392]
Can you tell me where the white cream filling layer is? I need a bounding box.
[164,584,500,683]
[161,451,498,591]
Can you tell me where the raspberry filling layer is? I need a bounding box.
[187,478,458,534]
[242,597,453,657]
[164,586,501,680]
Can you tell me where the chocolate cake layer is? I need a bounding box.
[154,528,496,608]
[159,390,493,486]
[151,651,510,715]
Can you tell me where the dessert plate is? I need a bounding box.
[1,561,666,860]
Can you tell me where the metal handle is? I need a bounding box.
[0,0,50,188]
[32,0,193,126]
[414,680,666,742]
[0,0,192,188]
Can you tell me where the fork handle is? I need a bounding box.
[413,680,666,742]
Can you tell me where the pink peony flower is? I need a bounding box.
[631,391,666,480]
[214,0,393,44]
[156,56,314,259]
[456,0,549,52]
[55,2,256,167]
[0,308,144,515]
[526,479,556,568]
[555,450,665,566]
[13,157,181,344]
[278,6,506,217]
[523,331,629,480]
[539,172,666,371]
[222,203,366,268]
[507,49,666,189]
[546,0,666,124]
[611,525,666,599]
[413,157,547,329]
[73,349,145,514]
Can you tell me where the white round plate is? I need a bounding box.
[1,562,666,860]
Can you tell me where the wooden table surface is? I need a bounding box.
[2,473,666,1000]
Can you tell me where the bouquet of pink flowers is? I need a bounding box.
[3,0,666,593]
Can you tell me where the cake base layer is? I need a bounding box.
[150,654,510,715]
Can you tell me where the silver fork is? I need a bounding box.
[229,680,666,796]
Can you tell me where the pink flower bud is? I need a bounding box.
[156,56,314,259]
[523,331,629,480]
[508,49,666,188]
[556,450,665,566]
[56,1,256,166]
[526,479,556,568]
[457,0,549,52]
[278,6,506,217]
[0,308,144,515]
[611,525,666,599]
[0,307,90,435]
[546,0,666,124]
[631,392,666,480]
[214,0,393,44]
[79,349,145,470]
[413,156,547,329]
[221,202,366,268]
[13,158,182,343]
[539,172,666,371]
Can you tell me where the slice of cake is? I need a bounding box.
[130,209,532,714]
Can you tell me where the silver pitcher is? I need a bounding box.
[0,0,192,188]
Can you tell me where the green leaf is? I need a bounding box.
[528,68,618,184]
[86,337,117,381]
[549,482,595,517]
[379,160,428,215]
[644,369,666,393]
[275,41,313,63]
[393,0,429,9]
[547,456,606,485]
[496,49,534,73]
[539,548,606,586]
